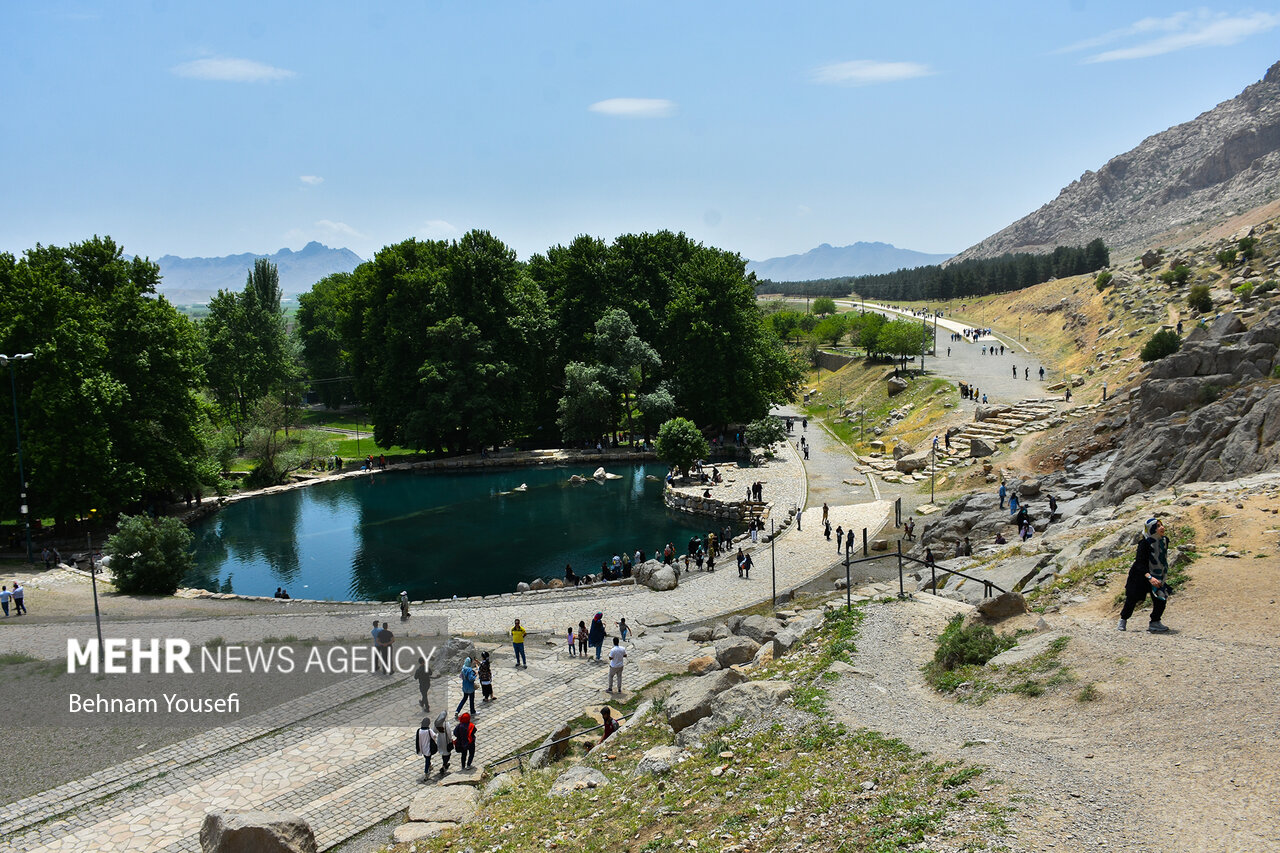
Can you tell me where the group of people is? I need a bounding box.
[0,582,25,616]
[272,587,291,599]
[784,415,808,433]
[415,710,476,777]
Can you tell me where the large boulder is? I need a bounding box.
[969,437,996,458]
[200,811,317,853]
[407,787,480,824]
[770,627,801,657]
[895,450,931,474]
[430,636,477,677]
[735,615,782,644]
[688,655,719,675]
[711,623,732,640]
[549,765,609,797]
[686,626,715,643]
[645,565,679,591]
[633,559,664,585]
[676,681,794,747]
[529,723,573,769]
[976,591,1028,620]
[887,376,909,395]
[714,635,760,668]
[664,668,747,732]
[634,745,687,776]
[892,441,913,461]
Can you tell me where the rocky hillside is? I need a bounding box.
[954,61,1280,262]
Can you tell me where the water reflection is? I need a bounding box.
[188,464,713,601]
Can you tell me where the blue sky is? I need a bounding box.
[2,2,1278,264]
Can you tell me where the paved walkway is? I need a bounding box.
[0,437,890,852]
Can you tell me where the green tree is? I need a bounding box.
[202,259,295,443]
[1140,329,1182,362]
[812,296,837,315]
[1216,249,1238,269]
[348,232,552,453]
[655,417,708,478]
[243,397,305,487]
[1094,270,1113,291]
[591,308,661,441]
[1238,236,1258,261]
[878,318,926,370]
[1188,284,1214,314]
[745,416,787,449]
[105,514,195,595]
[0,237,209,526]
[295,272,354,408]
[556,362,613,443]
[1159,265,1192,286]
[637,385,676,439]
[813,314,847,348]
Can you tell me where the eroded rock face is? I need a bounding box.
[951,62,1280,261]
[200,810,317,853]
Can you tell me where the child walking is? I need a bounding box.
[478,651,494,702]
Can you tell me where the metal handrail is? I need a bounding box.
[489,714,629,774]
[835,540,1006,609]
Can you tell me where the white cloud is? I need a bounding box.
[419,219,459,239]
[171,57,295,82]
[588,98,677,118]
[1057,10,1280,63]
[316,220,365,239]
[299,175,324,186]
[810,60,933,86]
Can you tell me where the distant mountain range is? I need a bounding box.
[747,242,953,282]
[150,242,363,304]
[954,60,1280,263]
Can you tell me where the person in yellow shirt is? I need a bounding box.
[511,618,528,668]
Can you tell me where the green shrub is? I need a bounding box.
[812,296,837,316]
[745,416,788,449]
[1094,270,1113,291]
[1234,282,1254,300]
[1140,329,1182,362]
[1238,236,1259,261]
[1188,284,1213,314]
[1216,248,1238,268]
[930,615,1016,671]
[105,514,195,595]
[1257,279,1277,295]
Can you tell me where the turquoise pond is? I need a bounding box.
[186,464,719,601]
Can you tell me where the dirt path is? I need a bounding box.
[831,563,1280,852]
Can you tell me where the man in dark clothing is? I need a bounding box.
[1119,518,1170,633]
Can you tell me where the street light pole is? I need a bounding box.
[770,519,776,609]
[1,353,34,562]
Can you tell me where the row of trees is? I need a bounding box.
[297,230,801,455]
[0,230,802,527]
[763,307,928,367]
[756,239,1110,301]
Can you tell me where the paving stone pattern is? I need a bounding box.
[0,435,888,852]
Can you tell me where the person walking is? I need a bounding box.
[413,657,432,711]
[823,518,832,541]
[738,549,753,579]
[903,517,915,541]
[588,613,606,661]
[998,482,1007,509]
[12,581,25,616]
[1119,518,1172,633]
[822,502,829,523]
[399,591,411,621]
[835,525,844,552]
[0,585,9,617]
[455,657,477,717]
[415,716,437,779]
[510,618,528,668]
[607,636,627,693]
[567,626,577,657]
[617,617,630,643]
[453,712,476,770]
[478,651,494,702]
[375,622,394,674]
[577,621,589,657]
[433,711,453,774]
[1039,366,1045,380]
[1012,365,1017,379]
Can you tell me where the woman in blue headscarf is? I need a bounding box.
[455,656,477,716]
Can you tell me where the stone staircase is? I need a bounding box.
[861,399,1069,485]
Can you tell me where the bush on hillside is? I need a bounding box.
[928,614,1016,673]
[1188,284,1214,314]
[1238,236,1259,261]
[1216,248,1239,269]
[1140,329,1182,362]
[1159,265,1192,286]
[1094,270,1113,291]
[1234,282,1254,301]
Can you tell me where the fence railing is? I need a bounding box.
[834,539,1006,609]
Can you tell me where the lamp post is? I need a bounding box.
[0,353,34,562]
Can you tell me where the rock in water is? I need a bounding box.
[200,810,317,853]
[593,467,607,480]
